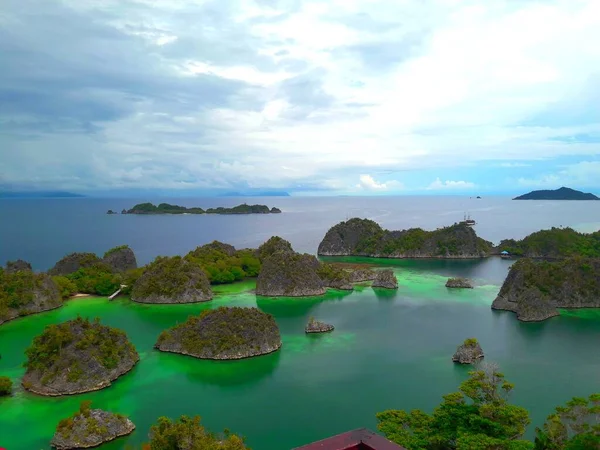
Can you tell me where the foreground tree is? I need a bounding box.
[377,362,532,450]
[534,394,600,449]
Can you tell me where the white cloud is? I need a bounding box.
[427,178,476,190]
[518,161,600,188]
[356,174,401,191]
[498,162,531,168]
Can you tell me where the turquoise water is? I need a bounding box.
[2,262,600,449]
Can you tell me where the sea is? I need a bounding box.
[0,196,599,449]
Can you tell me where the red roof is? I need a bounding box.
[292,428,406,450]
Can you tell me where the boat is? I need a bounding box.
[462,213,476,226]
[500,250,512,259]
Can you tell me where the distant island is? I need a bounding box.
[0,190,85,198]
[220,191,290,197]
[513,187,599,200]
[113,203,282,215]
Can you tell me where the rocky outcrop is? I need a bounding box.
[102,246,137,273]
[5,259,32,273]
[0,270,61,325]
[318,218,492,258]
[372,270,398,289]
[196,241,237,257]
[256,236,294,261]
[270,207,282,213]
[256,252,326,297]
[48,253,102,276]
[131,256,212,304]
[305,318,334,333]
[51,406,135,449]
[317,263,353,290]
[445,277,473,289]
[491,258,600,322]
[348,268,377,282]
[22,317,139,396]
[452,338,484,364]
[156,307,281,359]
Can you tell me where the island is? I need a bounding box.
[452,338,484,364]
[22,317,139,396]
[131,256,213,304]
[51,401,135,450]
[256,250,326,297]
[318,218,493,258]
[513,187,599,200]
[372,269,398,289]
[185,241,261,284]
[491,258,600,322]
[305,317,334,333]
[445,277,473,288]
[155,306,282,359]
[119,202,281,214]
[1,262,62,325]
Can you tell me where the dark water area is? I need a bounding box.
[1,196,600,449]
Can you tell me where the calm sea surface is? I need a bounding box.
[1,196,599,449]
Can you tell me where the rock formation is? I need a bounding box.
[102,246,137,273]
[0,269,61,325]
[51,403,135,450]
[131,256,212,304]
[372,270,398,289]
[305,317,334,333]
[317,263,353,290]
[256,252,326,297]
[22,317,139,395]
[155,306,281,359]
[491,258,600,322]
[445,277,473,288]
[48,253,102,276]
[318,218,492,258]
[256,236,294,261]
[270,207,282,213]
[347,268,377,282]
[195,241,237,257]
[5,259,32,273]
[513,187,599,201]
[452,338,484,364]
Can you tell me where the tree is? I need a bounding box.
[0,376,13,396]
[534,394,600,449]
[377,362,532,450]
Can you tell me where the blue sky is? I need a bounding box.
[1,0,599,196]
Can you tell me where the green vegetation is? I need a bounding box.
[52,275,78,299]
[0,376,13,396]
[66,262,121,296]
[0,267,60,321]
[317,263,350,284]
[103,245,130,258]
[498,227,600,258]
[120,267,146,295]
[185,242,261,285]
[145,415,249,449]
[56,400,95,438]
[206,203,270,214]
[24,316,138,382]
[156,307,281,359]
[464,338,478,347]
[535,394,600,449]
[256,236,293,261]
[126,202,278,215]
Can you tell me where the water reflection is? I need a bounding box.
[256,289,353,318]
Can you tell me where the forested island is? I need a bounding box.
[114,202,282,215]
[497,227,600,258]
[513,186,599,200]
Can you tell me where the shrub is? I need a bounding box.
[52,276,78,299]
[0,376,13,396]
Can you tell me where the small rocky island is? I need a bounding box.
[372,270,398,289]
[155,307,282,359]
[513,187,599,200]
[452,338,484,364]
[1,261,62,325]
[491,258,600,322]
[305,317,334,333]
[131,256,213,304]
[51,401,135,449]
[445,277,473,289]
[118,202,281,214]
[48,246,137,276]
[22,317,139,396]
[318,218,492,258]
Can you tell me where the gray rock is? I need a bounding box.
[256,236,294,261]
[102,246,137,273]
[51,409,135,449]
[195,241,237,257]
[256,252,326,297]
[372,270,398,289]
[348,268,377,282]
[317,263,353,290]
[305,318,334,333]
[452,339,484,364]
[445,277,473,288]
[5,259,32,273]
[48,253,102,276]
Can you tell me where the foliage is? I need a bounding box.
[206,203,271,214]
[534,394,600,449]
[185,243,261,285]
[316,263,351,286]
[146,415,249,449]
[120,267,146,295]
[52,276,78,299]
[498,227,600,258]
[377,363,532,450]
[256,236,293,261]
[56,400,129,440]
[127,202,276,215]
[0,376,13,395]
[103,245,130,258]
[464,338,479,347]
[0,267,60,320]
[24,316,138,378]
[66,262,122,296]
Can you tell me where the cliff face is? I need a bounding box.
[22,317,139,396]
[0,269,61,325]
[131,256,213,304]
[155,306,282,359]
[492,258,600,322]
[102,246,137,273]
[5,259,32,273]
[256,236,294,261]
[48,253,102,276]
[256,252,326,296]
[318,219,492,258]
[372,270,398,289]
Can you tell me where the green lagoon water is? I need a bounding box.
[2,259,600,449]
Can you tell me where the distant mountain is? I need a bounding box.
[220,191,290,197]
[513,187,599,200]
[0,191,85,198]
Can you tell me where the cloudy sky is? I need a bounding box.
[1,0,599,196]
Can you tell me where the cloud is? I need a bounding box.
[427,178,476,190]
[498,162,531,168]
[356,174,401,191]
[518,161,600,188]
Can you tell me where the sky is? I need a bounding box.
[1,0,599,196]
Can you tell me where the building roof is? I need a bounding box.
[292,428,406,450]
